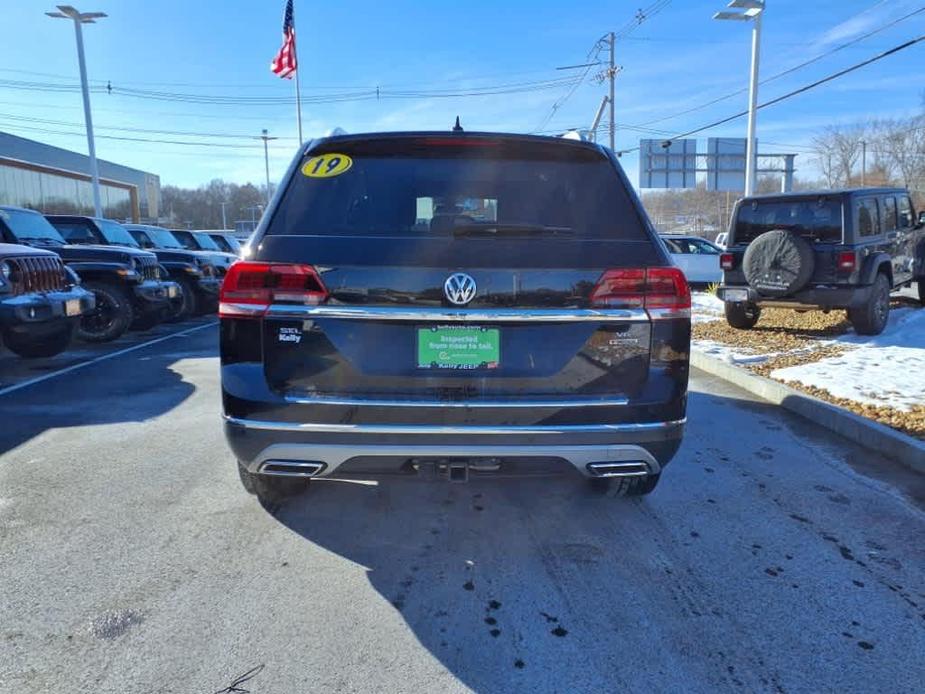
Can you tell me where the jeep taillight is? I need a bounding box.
[590,267,691,312]
[836,251,856,272]
[219,261,328,318]
[720,253,735,271]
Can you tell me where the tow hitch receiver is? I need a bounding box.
[447,461,469,483]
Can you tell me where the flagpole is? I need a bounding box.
[292,1,303,144]
[294,64,303,145]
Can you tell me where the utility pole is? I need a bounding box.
[259,129,279,206]
[608,31,615,151]
[46,5,107,218]
[219,201,229,231]
[860,140,867,186]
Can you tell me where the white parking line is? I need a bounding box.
[0,321,217,398]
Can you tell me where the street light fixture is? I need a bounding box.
[46,5,107,218]
[714,0,765,197]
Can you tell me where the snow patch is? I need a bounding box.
[771,308,925,411]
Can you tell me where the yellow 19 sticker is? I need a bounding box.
[302,153,353,178]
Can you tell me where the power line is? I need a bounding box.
[617,34,925,155]
[634,4,925,128]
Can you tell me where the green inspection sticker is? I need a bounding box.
[417,326,500,370]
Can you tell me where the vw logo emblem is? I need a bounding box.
[444,272,477,305]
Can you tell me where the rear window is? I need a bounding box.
[733,197,843,245]
[267,140,645,240]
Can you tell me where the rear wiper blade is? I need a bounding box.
[452,223,574,238]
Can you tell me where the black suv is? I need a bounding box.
[124,224,222,318]
[0,243,95,358]
[718,189,925,335]
[220,131,691,503]
[0,206,171,342]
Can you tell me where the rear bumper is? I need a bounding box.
[224,415,684,478]
[0,286,95,326]
[718,283,871,309]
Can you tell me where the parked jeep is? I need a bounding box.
[168,229,237,276]
[0,206,172,342]
[0,243,95,358]
[124,224,221,318]
[199,230,242,256]
[718,189,925,335]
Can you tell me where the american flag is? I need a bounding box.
[270,0,297,79]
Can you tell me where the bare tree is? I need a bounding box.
[812,125,865,187]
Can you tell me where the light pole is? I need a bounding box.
[259,129,279,206]
[714,0,765,197]
[219,201,229,231]
[46,5,107,218]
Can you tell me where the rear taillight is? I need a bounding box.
[219,261,328,318]
[836,251,856,272]
[720,253,735,271]
[590,267,691,312]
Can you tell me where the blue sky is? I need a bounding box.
[1,0,923,189]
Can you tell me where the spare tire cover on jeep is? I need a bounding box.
[742,229,815,297]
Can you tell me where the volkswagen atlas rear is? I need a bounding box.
[220,131,690,502]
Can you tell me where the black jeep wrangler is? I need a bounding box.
[124,224,221,319]
[0,242,95,358]
[0,206,177,342]
[718,188,925,335]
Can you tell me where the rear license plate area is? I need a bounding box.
[417,325,500,370]
[723,288,749,303]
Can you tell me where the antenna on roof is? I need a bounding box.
[453,116,463,132]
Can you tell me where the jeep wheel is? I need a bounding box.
[167,277,199,322]
[1,323,74,358]
[590,473,661,497]
[725,302,761,329]
[848,272,890,336]
[237,461,310,503]
[77,282,134,342]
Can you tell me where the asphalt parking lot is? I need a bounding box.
[1,324,924,693]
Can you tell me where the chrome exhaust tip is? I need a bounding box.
[586,461,650,478]
[259,460,326,477]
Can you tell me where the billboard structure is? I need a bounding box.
[638,139,697,189]
[638,137,796,192]
[706,138,748,192]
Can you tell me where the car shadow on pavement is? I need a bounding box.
[0,342,209,456]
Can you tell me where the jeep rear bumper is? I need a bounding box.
[223,415,684,479]
[718,284,872,310]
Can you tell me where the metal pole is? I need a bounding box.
[861,140,867,186]
[744,11,762,196]
[590,95,609,143]
[72,18,102,217]
[262,129,271,205]
[220,201,228,230]
[608,31,615,151]
[292,3,303,144]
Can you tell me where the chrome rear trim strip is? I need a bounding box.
[283,395,630,408]
[224,415,685,435]
[264,305,648,322]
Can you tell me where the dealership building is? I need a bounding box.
[0,131,160,222]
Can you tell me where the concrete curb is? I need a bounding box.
[691,350,925,474]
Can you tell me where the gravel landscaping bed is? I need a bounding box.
[692,293,925,441]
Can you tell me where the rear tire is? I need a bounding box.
[77,281,133,342]
[590,473,661,497]
[724,302,761,329]
[848,272,890,336]
[1,323,74,358]
[237,461,310,502]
